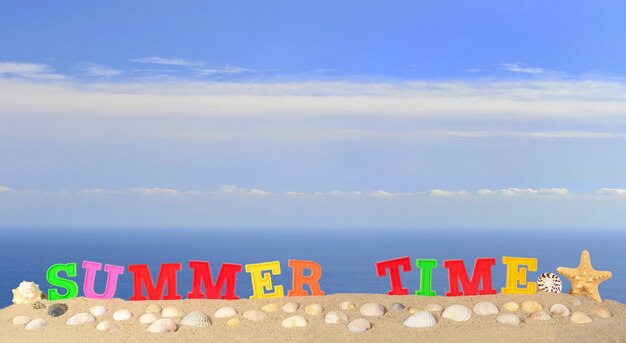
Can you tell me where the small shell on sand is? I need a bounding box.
[520,301,542,313]
[261,303,278,313]
[360,303,385,317]
[502,302,519,312]
[593,308,611,318]
[324,311,348,324]
[473,302,499,316]
[496,313,520,326]
[390,303,405,311]
[339,301,355,310]
[226,318,240,327]
[148,318,178,333]
[408,307,420,314]
[161,306,183,318]
[282,302,300,313]
[566,296,582,306]
[424,304,443,312]
[181,311,211,327]
[549,304,571,317]
[89,305,107,317]
[66,312,96,326]
[347,318,371,333]
[48,303,68,317]
[145,304,161,314]
[214,307,237,318]
[12,315,30,325]
[139,313,158,324]
[281,315,308,328]
[570,311,592,324]
[242,309,266,321]
[32,302,46,310]
[113,309,133,321]
[442,305,472,322]
[25,318,47,330]
[304,304,323,316]
[403,311,437,328]
[96,321,120,332]
[530,311,551,321]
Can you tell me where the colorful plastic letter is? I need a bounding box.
[82,261,124,299]
[288,259,325,296]
[415,259,437,296]
[245,261,284,299]
[376,256,412,295]
[47,263,79,300]
[444,258,497,296]
[187,260,242,300]
[128,263,182,300]
[501,256,538,294]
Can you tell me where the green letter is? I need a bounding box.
[415,259,437,296]
[47,263,79,300]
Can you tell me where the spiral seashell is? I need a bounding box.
[442,305,472,322]
[502,302,519,312]
[520,300,542,313]
[96,321,120,332]
[403,311,437,328]
[530,311,551,321]
[304,304,323,316]
[390,303,405,311]
[12,315,30,325]
[593,308,611,318]
[339,301,355,310]
[161,306,183,318]
[242,309,266,321]
[570,311,592,324]
[147,318,178,333]
[113,309,133,321]
[537,272,562,293]
[226,318,240,327]
[139,313,158,324]
[181,311,211,327]
[347,318,371,333]
[214,306,237,318]
[549,304,571,317]
[473,302,499,315]
[424,303,443,312]
[66,312,96,326]
[281,315,308,328]
[360,303,386,316]
[496,313,520,326]
[281,302,300,313]
[89,305,107,317]
[47,303,69,317]
[261,303,278,313]
[12,281,43,304]
[25,318,47,330]
[145,304,161,314]
[324,311,348,324]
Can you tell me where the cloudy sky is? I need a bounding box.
[1,1,625,229]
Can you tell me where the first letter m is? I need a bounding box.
[129,263,182,300]
[444,258,497,296]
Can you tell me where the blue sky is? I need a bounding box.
[1,1,626,229]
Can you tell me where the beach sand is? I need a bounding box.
[1,293,624,343]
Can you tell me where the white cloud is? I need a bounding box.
[500,62,544,75]
[77,63,122,77]
[429,189,470,197]
[0,62,65,80]
[284,191,305,196]
[129,187,179,195]
[0,185,11,192]
[131,57,204,67]
[370,190,393,198]
[596,188,626,195]
[477,188,569,196]
[329,191,362,197]
[219,185,271,196]
[194,66,254,76]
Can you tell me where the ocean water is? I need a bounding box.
[0,228,624,308]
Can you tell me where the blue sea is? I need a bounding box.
[1,228,624,308]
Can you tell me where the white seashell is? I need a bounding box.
[66,312,96,326]
[262,303,278,313]
[304,304,323,316]
[12,315,30,325]
[145,304,161,313]
[25,318,47,330]
[148,318,178,333]
[496,313,520,326]
[89,305,107,317]
[593,308,611,318]
[536,272,562,293]
[181,311,211,327]
[226,318,240,327]
[403,311,437,328]
[570,311,592,324]
[281,315,308,328]
[390,303,405,311]
[161,306,183,318]
[520,300,542,313]
[566,296,582,306]
[360,303,386,317]
[12,281,43,305]
[503,302,519,312]
[242,309,266,321]
[282,302,300,313]
[339,301,355,310]
[214,306,237,318]
[442,305,472,322]
[473,302,499,316]
[549,304,571,317]
[139,313,158,324]
[347,318,371,333]
[530,311,551,321]
[113,309,133,321]
[96,321,120,332]
[424,303,443,312]
[324,311,348,324]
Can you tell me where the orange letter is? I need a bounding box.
[288,260,325,296]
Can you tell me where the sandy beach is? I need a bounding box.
[1,293,624,343]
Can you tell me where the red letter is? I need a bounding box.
[187,260,242,300]
[376,256,412,295]
[128,263,182,300]
[444,258,496,296]
[288,260,325,296]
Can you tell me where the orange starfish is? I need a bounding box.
[557,250,612,302]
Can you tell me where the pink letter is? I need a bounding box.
[82,260,124,299]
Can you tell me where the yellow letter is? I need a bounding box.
[245,261,284,299]
[501,256,537,294]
